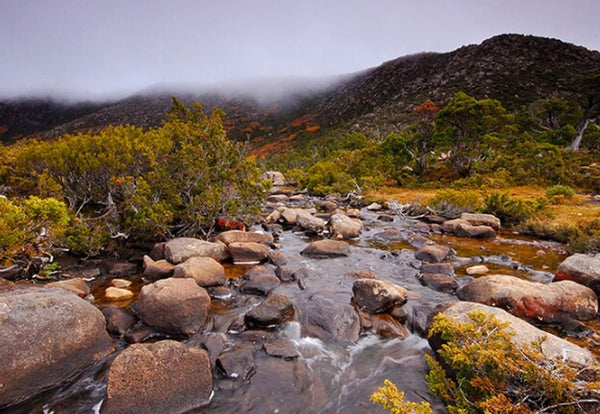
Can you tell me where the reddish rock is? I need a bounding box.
[102,340,212,414]
[263,339,299,359]
[215,230,274,246]
[245,293,294,328]
[301,239,350,258]
[143,255,175,281]
[372,314,410,339]
[352,279,408,314]
[173,256,226,287]
[102,305,137,336]
[228,242,270,264]
[47,277,90,297]
[239,274,280,296]
[217,345,254,379]
[415,244,450,263]
[418,273,458,293]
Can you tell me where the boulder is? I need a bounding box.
[143,255,175,281]
[300,239,350,258]
[263,339,300,359]
[261,171,286,186]
[47,277,90,297]
[105,287,134,301]
[421,263,455,277]
[164,237,229,264]
[215,230,274,246]
[460,212,501,230]
[371,314,411,339]
[318,200,338,213]
[245,293,294,328]
[296,210,326,233]
[298,293,360,343]
[418,273,458,293]
[555,254,600,296]
[275,266,295,282]
[415,244,450,263]
[239,274,280,296]
[173,256,226,287]
[280,207,300,225]
[329,213,362,239]
[457,275,598,323]
[216,345,254,379]
[149,242,166,261]
[430,301,595,367]
[443,218,496,238]
[138,278,211,337]
[228,242,270,264]
[346,208,361,218]
[352,279,408,313]
[0,287,112,408]
[102,306,137,336]
[102,340,212,414]
[466,264,489,275]
[268,251,287,266]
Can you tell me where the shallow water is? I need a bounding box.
[5,210,581,413]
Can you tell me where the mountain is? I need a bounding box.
[1,34,599,144]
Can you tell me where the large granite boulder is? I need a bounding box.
[352,279,408,313]
[329,213,362,239]
[0,287,112,408]
[443,218,496,238]
[102,340,212,414]
[296,210,326,233]
[297,293,360,343]
[429,301,595,367]
[138,278,211,337]
[164,238,229,264]
[555,253,600,296]
[460,213,501,230]
[173,256,226,287]
[457,274,598,323]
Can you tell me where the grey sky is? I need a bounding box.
[1,0,599,100]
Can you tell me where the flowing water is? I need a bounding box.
[6,208,579,414]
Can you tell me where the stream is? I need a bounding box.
[6,205,584,414]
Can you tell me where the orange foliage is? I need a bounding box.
[414,100,439,116]
[291,115,315,128]
[305,124,321,132]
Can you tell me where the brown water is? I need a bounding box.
[4,210,586,414]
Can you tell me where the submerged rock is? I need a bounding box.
[430,301,595,367]
[102,305,137,336]
[555,253,600,296]
[352,278,408,313]
[457,274,598,323]
[105,286,134,301]
[102,340,212,414]
[298,293,360,343]
[0,287,112,408]
[138,278,211,337]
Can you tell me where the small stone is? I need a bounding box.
[372,314,410,339]
[268,251,288,266]
[111,278,132,288]
[245,293,294,328]
[300,239,350,258]
[418,273,458,293]
[345,270,377,279]
[415,244,450,263]
[275,266,295,282]
[217,345,254,379]
[105,286,134,301]
[102,305,136,336]
[240,274,280,296]
[466,265,489,275]
[263,339,299,359]
[366,202,383,211]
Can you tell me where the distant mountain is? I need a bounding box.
[1,34,598,144]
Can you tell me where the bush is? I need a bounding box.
[482,192,542,226]
[373,311,600,414]
[371,380,432,414]
[428,189,483,218]
[546,185,576,203]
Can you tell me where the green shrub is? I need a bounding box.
[373,311,600,414]
[482,192,542,226]
[546,185,576,202]
[429,189,483,218]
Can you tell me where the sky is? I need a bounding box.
[1,0,599,101]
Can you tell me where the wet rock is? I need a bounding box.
[418,273,458,293]
[346,208,361,218]
[124,328,155,344]
[261,171,286,186]
[47,277,90,297]
[77,267,101,281]
[173,256,226,287]
[298,293,360,343]
[352,279,408,313]
[217,345,254,379]
[301,239,350,258]
[377,214,395,222]
[188,332,229,367]
[329,213,363,240]
[102,340,212,414]
[239,274,280,296]
[413,222,431,234]
[372,314,411,339]
[366,202,383,211]
[245,293,294,328]
[263,339,299,359]
[105,287,134,301]
[461,212,501,230]
[106,261,138,276]
[466,264,489,275]
[149,242,166,261]
[111,278,132,288]
[296,210,326,233]
[102,305,136,336]
[414,244,450,263]
[268,251,287,266]
[229,242,270,264]
[207,286,232,300]
[0,287,112,408]
[143,255,175,281]
[293,267,324,280]
[407,234,430,248]
[390,306,409,324]
[421,263,455,277]
[275,266,295,282]
[164,237,230,264]
[215,230,274,246]
[345,269,377,279]
[138,278,211,337]
[243,265,274,280]
[555,253,600,296]
[457,275,598,323]
[430,301,595,367]
[373,227,407,241]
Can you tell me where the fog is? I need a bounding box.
[1,0,599,102]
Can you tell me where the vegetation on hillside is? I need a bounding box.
[0,98,265,265]
[372,311,600,414]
